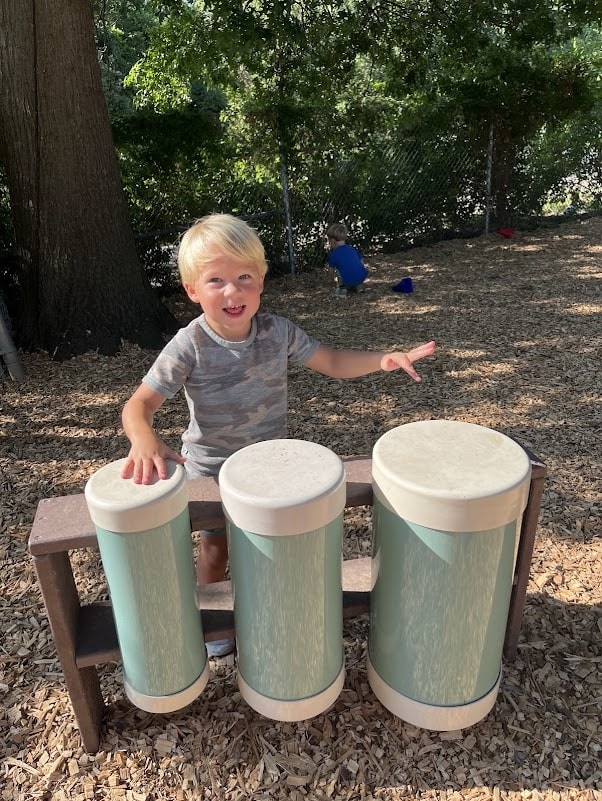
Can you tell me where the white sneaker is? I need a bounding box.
[333,287,348,298]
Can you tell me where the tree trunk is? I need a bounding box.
[491,125,517,230]
[0,0,178,358]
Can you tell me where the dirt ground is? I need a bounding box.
[1,216,600,801]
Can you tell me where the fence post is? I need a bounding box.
[485,121,494,234]
[279,145,297,274]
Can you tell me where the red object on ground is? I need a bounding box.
[497,228,515,239]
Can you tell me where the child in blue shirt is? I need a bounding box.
[326,222,369,298]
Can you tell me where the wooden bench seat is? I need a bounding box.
[29,454,546,753]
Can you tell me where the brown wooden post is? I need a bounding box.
[503,455,547,660]
[33,552,105,753]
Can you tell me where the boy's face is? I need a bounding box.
[183,253,264,341]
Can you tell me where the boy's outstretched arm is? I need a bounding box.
[121,384,186,484]
[305,340,436,382]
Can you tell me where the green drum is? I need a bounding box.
[85,459,208,712]
[219,439,346,721]
[368,421,531,730]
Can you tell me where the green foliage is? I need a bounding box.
[517,110,602,215]
[373,0,598,139]
[507,24,602,215]
[112,100,225,228]
[93,0,159,114]
[90,1,601,281]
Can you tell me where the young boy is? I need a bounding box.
[326,222,369,298]
[121,214,435,655]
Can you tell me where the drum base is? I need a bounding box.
[125,659,210,713]
[367,657,501,730]
[239,662,345,722]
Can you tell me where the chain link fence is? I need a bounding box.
[120,118,602,288]
[219,121,601,278]
[224,129,488,277]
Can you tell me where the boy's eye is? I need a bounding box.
[239,273,252,280]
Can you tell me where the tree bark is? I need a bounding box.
[491,124,517,230]
[0,0,178,358]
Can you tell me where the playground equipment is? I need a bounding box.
[84,459,209,712]
[219,439,347,720]
[29,444,546,753]
[368,420,532,730]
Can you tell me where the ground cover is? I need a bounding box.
[1,217,600,800]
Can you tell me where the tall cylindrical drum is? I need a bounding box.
[219,439,346,721]
[368,420,531,730]
[85,459,209,712]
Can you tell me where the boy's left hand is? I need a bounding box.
[380,340,436,382]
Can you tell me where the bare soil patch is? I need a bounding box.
[1,217,601,800]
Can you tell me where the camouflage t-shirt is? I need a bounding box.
[142,312,320,477]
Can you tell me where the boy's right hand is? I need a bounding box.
[120,433,186,484]
[121,385,185,484]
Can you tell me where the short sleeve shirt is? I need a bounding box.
[328,244,368,286]
[142,312,320,477]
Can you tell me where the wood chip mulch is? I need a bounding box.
[1,217,600,801]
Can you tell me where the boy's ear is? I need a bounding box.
[183,282,200,303]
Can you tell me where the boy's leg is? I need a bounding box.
[196,530,235,656]
[196,529,228,584]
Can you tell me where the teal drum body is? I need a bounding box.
[219,439,346,721]
[85,460,208,713]
[368,421,531,730]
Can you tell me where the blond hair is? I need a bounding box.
[178,214,268,285]
[326,222,348,242]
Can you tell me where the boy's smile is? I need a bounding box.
[224,304,245,317]
[184,253,264,341]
